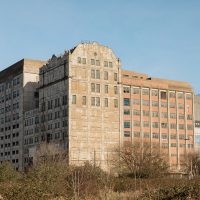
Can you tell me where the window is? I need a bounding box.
[179,134,185,140]
[41,102,45,111]
[142,89,149,95]
[82,96,86,105]
[104,61,108,67]
[161,91,167,99]
[105,85,108,93]
[124,131,130,137]
[72,95,76,104]
[161,112,168,118]
[104,71,108,80]
[82,58,86,64]
[153,133,159,139]
[187,125,193,130]
[109,62,113,68]
[186,94,192,100]
[152,90,158,96]
[133,88,140,94]
[143,121,149,127]
[124,121,130,128]
[134,132,140,137]
[96,70,100,79]
[96,60,100,66]
[170,102,176,108]
[171,134,176,139]
[170,113,176,119]
[91,59,95,65]
[178,93,184,99]
[124,109,130,115]
[169,92,175,98]
[179,114,184,119]
[178,104,184,109]
[91,69,95,79]
[114,99,118,108]
[62,95,67,105]
[123,87,130,93]
[104,98,108,107]
[152,122,159,128]
[96,97,100,106]
[124,98,130,106]
[55,111,60,119]
[152,111,158,117]
[91,97,100,107]
[114,86,118,94]
[133,99,140,105]
[114,73,118,81]
[170,123,176,129]
[143,100,149,106]
[77,57,81,64]
[133,110,140,116]
[161,123,168,128]
[162,143,168,148]
[171,143,176,147]
[187,115,192,120]
[91,97,95,106]
[96,84,100,93]
[162,134,168,139]
[91,83,95,92]
[152,101,158,107]
[143,110,149,116]
[161,102,167,108]
[55,98,60,107]
[144,132,150,138]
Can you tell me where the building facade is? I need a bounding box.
[0,59,45,170]
[121,70,194,171]
[0,42,195,171]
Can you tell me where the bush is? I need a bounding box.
[0,161,21,182]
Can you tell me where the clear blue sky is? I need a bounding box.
[0,0,200,92]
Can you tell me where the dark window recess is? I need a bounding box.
[34,92,39,98]
[161,91,167,99]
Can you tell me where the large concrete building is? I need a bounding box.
[0,42,195,171]
[0,59,45,170]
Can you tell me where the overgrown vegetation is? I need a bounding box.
[0,144,199,199]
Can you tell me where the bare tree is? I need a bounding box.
[181,151,200,178]
[113,143,169,179]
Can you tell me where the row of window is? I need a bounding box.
[0,103,19,114]
[124,121,193,129]
[125,132,192,140]
[24,137,39,145]
[124,109,193,120]
[72,95,119,108]
[124,87,192,99]
[0,91,20,103]
[91,83,118,94]
[0,150,19,157]
[0,124,19,132]
[41,96,67,112]
[0,141,19,148]
[124,98,189,109]
[0,78,20,93]
[91,69,118,81]
[77,57,113,68]
[0,133,19,140]
[0,132,20,140]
